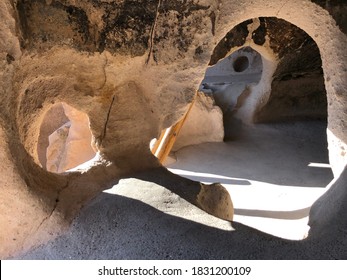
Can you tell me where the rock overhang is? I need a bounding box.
[0,0,346,258]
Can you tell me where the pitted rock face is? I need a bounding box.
[17,0,157,54]
[311,0,347,34]
[0,0,347,258]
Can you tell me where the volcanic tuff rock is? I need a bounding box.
[0,0,346,258]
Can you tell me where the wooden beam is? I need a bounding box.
[152,92,197,163]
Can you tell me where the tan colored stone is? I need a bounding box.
[37,103,69,169]
[197,182,234,222]
[173,92,224,151]
[0,0,346,259]
[46,121,71,173]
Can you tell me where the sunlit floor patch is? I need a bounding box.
[308,162,331,168]
[168,168,324,239]
[105,178,235,232]
[167,121,333,240]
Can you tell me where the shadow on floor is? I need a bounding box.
[169,121,334,188]
[17,167,346,260]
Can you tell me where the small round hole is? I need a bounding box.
[233,56,250,72]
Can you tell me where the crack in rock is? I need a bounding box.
[146,0,162,65]
[97,53,108,90]
[100,95,116,145]
[25,181,69,252]
[276,0,290,16]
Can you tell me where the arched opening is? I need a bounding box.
[37,102,97,173]
[164,17,334,239]
[200,46,263,140]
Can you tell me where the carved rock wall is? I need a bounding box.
[0,0,346,257]
[172,92,224,151]
[47,103,96,173]
[38,103,69,169]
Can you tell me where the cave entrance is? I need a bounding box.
[37,102,97,173]
[199,46,263,140]
[166,17,334,239]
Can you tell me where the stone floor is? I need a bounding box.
[17,120,346,260]
[167,121,333,239]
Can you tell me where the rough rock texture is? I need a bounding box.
[209,17,327,124]
[37,103,69,169]
[253,18,327,122]
[46,121,71,172]
[46,103,96,173]
[200,46,262,139]
[312,0,347,34]
[172,92,224,151]
[309,166,347,239]
[0,0,347,258]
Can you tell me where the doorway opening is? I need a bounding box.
[166,17,334,239]
[200,46,263,140]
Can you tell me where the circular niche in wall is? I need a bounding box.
[233,56,250,72]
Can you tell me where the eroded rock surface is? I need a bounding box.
[173,92,224,151]
[0,0,346,258]
[38,103,69,169]
[46,121,71,173]
[45,103,96,173]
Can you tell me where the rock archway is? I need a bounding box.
[212,1,347,178]
[0,0,346,258]
[210,1,347,241]
[166,15,333,239]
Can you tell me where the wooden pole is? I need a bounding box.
[152,92,197,163]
